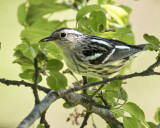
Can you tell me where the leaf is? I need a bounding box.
[28,0,43,5]
[13,57,33,66]
[40,41,63,60]
[88,77,100,83]
[89,10,106,32]
[111,109,124,118]
[123,102,147,125]
[123,117,139,128]
[19,69,34,81]
[46,72,67,91]
[63,102,75,109]
[147,122,159,128]
[37,124,45,128]
[46,59,63,72]
[21,18,66,44]
[103,5,129,26]
[27,1,68,24]
[17,3,27,26]
[76,5,102,21]
[119,5,132,14]
[154,107,160,123]
[143,34,160,47]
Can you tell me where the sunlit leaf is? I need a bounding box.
[119,5,132,14]
[27,1,68,24]
[76,5,102,21]
[21,18,66,44]
[46,72,67,91]
[103,5,129,26]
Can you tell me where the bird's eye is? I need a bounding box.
[61,33,66,37]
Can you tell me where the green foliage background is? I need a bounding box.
[0,0,160,128]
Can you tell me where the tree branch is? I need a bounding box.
[33,58,40,104]
[17,91,123,128]
[80,112,92,128]
[17,90,59,128]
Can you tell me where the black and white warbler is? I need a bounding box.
[39,28,147,78]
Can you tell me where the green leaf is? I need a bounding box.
[143,34,160,47]
[88,77,100,83]
[123,102,147,125]
[28,0,43,5]
[89,10,106,32]
[63,102,75,109]
[17,3,27,26]
[154,107,160,123]
[103,5,129,26]
[13,57,33,66]
[27,1,68,24]
[46,59,63,72]
[123,117,139,128]
[19,69,34,81]
[76,5,102,21]
[111,109,124,118]
[40,41,63,60]
[145,44,158,51]
[119,5,132,14]
[46,72,67,91]
[21,18,66,44]
[32,74,42,83]
[147,122,159,128]
[37,124,45,128]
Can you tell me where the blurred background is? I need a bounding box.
[0,0,160,127]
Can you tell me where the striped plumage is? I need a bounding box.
[39,28,146,78]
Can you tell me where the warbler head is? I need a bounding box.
[39,28,83,48]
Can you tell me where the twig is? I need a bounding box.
[82,76,88,95]
[80,112,92,128]
[40,111,50,128]
[90,84,105,98]
[33,58,40,104]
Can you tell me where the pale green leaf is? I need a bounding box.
[76,5,102,21]
[19,69,34,81]
[27,1,68,24]
[103,5,129,26]
[21,18,66,44]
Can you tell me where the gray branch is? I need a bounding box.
[17,91,123,128]
[17,91,59,128]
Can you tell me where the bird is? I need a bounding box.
[39,28,147,78]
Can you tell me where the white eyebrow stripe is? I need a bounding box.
[115,45,130,50]
[91,39,112,47]
[65,30,82,35]
[86,53,103,60]
[102,48,116,63]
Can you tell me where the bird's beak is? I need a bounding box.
[39,35,56,43]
